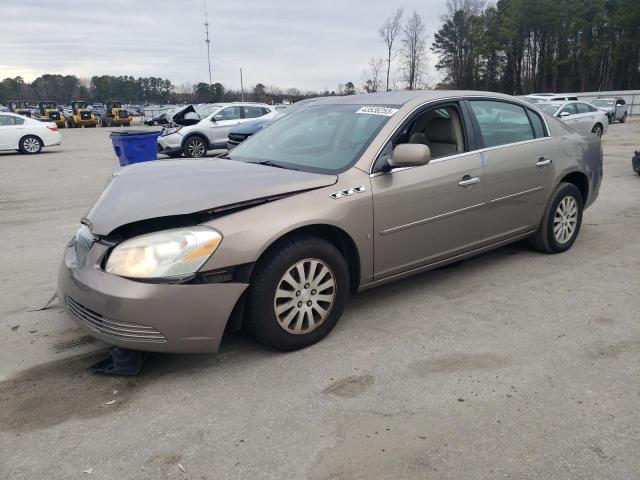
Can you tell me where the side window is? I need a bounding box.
[469,100,534,147]
[261,107,271,115]
[218,106,242,120]
[576,103,591,114]
[526,109,547,138]
[243,106,266,119]
[559,104,577,116]
[13,116,25,125]
[0,115,13,126]
[373,103,466,172]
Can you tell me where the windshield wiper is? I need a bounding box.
[248,160,299,171]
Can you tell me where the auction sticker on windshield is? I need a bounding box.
[356,106,399,116]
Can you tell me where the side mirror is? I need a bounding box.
[559,111,570,117]
[615,103,623,107]
[213,114,223,121]
[388,144,431,168]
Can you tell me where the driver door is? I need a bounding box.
[0,115,24,149]
[208,106,243,146]
[371,102,487,279]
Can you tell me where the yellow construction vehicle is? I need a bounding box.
[37,101,66,128]
[67,101,97,128]
[7,101,32,117]
[101,101,132,127]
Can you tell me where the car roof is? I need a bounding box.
[298,90,524,107]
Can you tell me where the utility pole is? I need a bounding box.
[240,68,244,101]
[203,0,212,84]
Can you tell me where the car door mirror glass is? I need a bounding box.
[388,144,431,168]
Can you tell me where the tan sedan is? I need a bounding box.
[59,90,603,353]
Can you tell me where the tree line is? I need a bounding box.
[431,0,640,94]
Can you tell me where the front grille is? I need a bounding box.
[65,296,167,343]
[118,110,128,119]
[80,111,91,120]
[228,134,247,143]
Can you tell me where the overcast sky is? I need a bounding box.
[0,0,449,91]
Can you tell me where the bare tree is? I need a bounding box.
[362,58,386,93]
[400,11,428,90]
[378,8,404,91]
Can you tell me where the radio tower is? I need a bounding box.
[203,0,212,84]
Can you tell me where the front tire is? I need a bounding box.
[19,135,43,154]
[245,235,350,351]
[529,182,583,253]
[620,112,627,123]
[183,136,207,158]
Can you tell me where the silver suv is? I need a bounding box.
[592,97,628,124]
[158,103,277,157]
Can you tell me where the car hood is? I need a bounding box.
[230,118,271,135]
[85,158,338,235]
[166,105,200,126]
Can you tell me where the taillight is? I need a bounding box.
[47,125,58,132]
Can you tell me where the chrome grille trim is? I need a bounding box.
[65,296,166,343]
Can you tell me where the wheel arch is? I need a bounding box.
[19,133,44,150]
[181,132,211,150]
[559,170,589,204]
[253,223,361,293]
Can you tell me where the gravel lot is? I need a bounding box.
[1,121,639,479]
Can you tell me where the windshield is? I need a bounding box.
[228,104,395,174]
[196,104,222,118]
[592,99,614,107]
[538,103,562,115]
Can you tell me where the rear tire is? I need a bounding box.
[529,182,583,254]
[245,235,350,351]
[19,135,43,154]
[591,123,603,137]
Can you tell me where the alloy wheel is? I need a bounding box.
[187,139,206,157]
[23,137,41,153]
[273,258,336,335]
[553,196,578,244]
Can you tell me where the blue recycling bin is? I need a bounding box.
[110,130,161,167]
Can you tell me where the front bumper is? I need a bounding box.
[58,239,248,353]
[157,133,184,156]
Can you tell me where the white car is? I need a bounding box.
[157,103,278,157]
[522,93,578,104]
[538,101,609,137]
[0,111,62,154]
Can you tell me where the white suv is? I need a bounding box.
[157,103,277,157]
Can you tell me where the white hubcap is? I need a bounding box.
[273,258,336,335]
[24,138,40,152]
[554,196,578,244]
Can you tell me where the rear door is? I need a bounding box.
[466,99,555,240]
[371,101,487,278]
[0,114,24,149]
[575,102,598,132]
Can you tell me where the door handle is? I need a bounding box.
[458,176,480,187]
[536,158,552,167]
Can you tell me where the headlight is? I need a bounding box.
[105,226,222,279]
[161,126,182,136]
